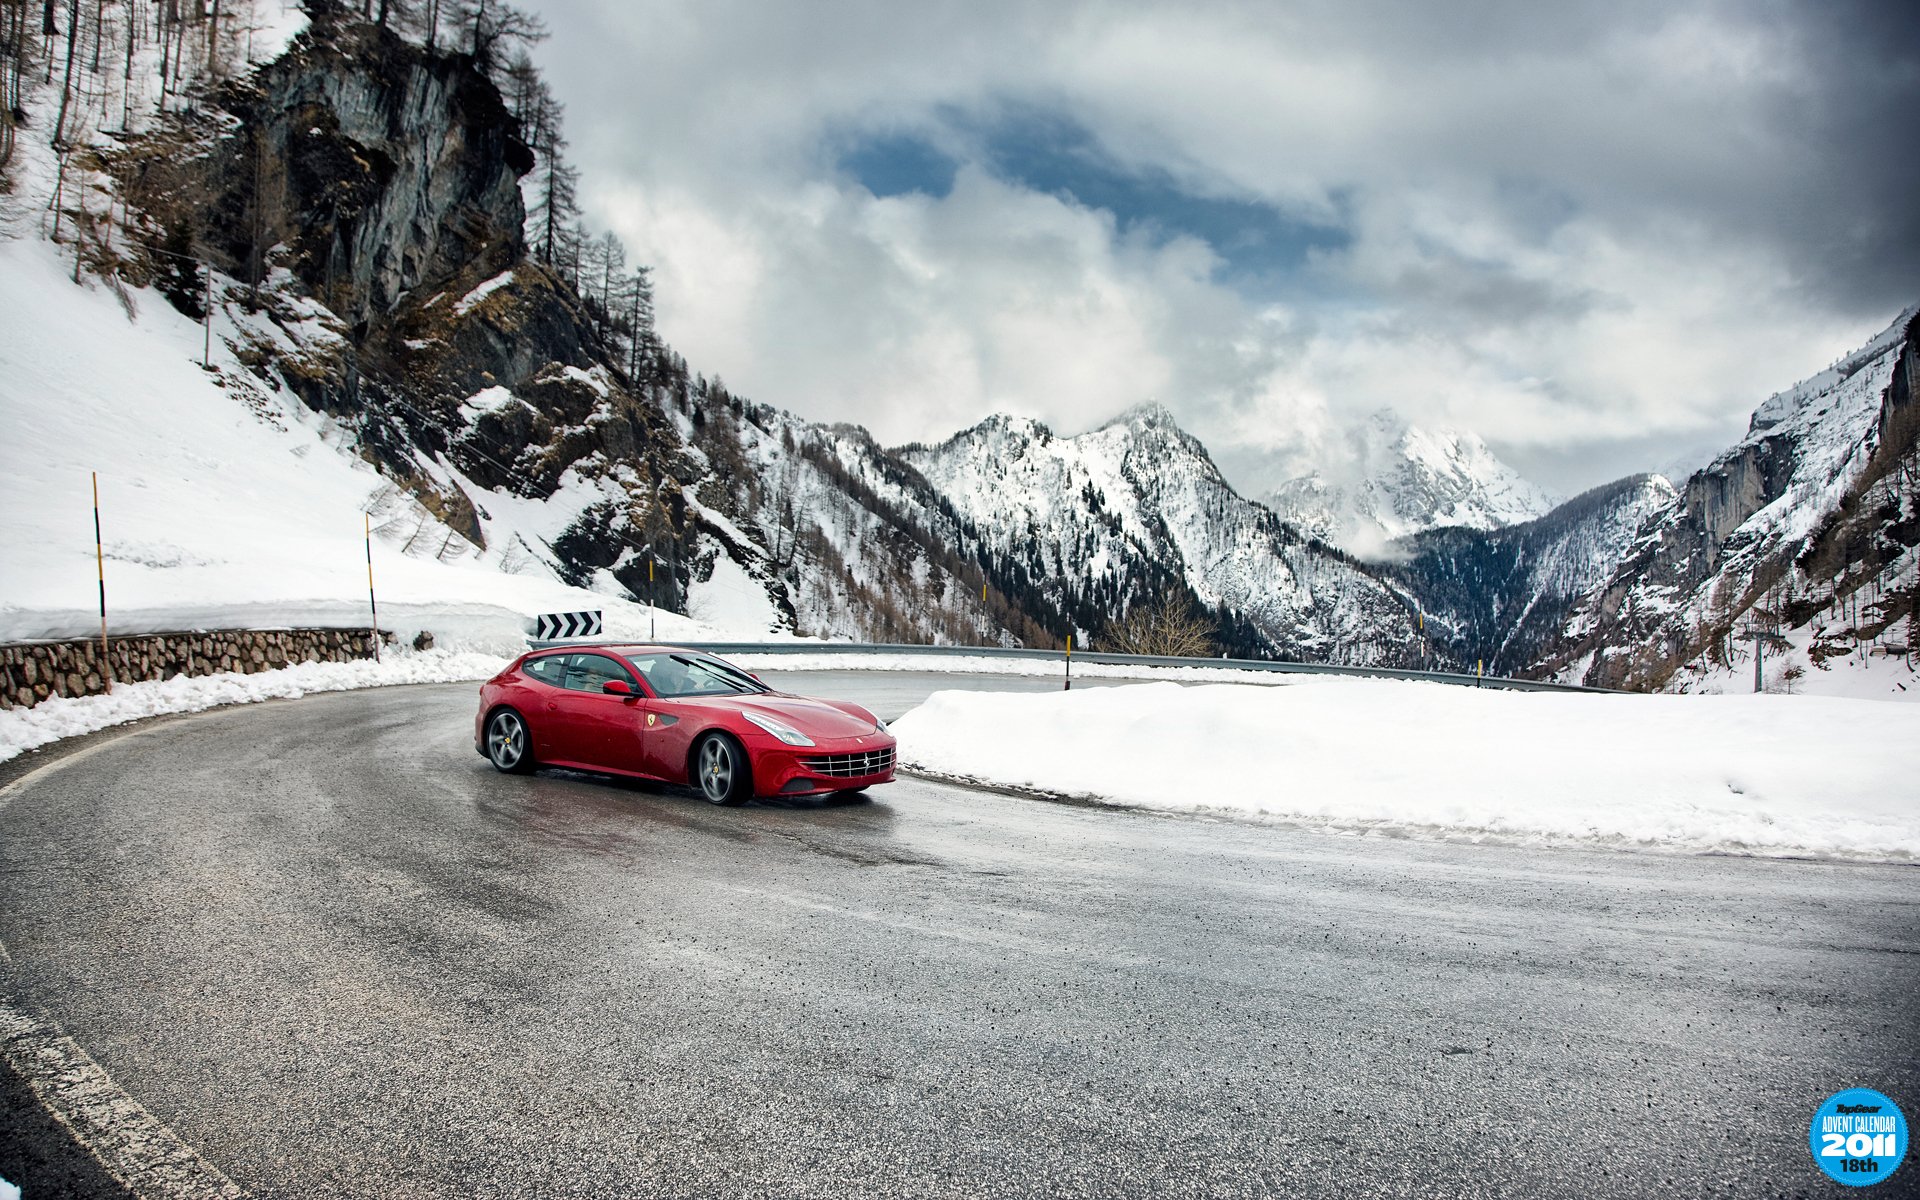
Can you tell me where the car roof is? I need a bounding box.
[527,644,704,658]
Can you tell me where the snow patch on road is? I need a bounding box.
[890,679,1920,860]
[0,650,508,765]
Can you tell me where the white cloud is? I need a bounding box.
[530,0,1916,494]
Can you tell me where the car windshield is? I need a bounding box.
[624,653,768,698]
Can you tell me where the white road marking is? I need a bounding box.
[0,983,246,1198]
[2,719,249,1197]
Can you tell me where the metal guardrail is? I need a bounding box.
[650,641,1609,694]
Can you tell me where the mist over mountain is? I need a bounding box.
[1257,410,1555,559]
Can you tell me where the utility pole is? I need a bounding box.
[1735,619,1771,693]
[365,512,381,663]
[93,471,111,682]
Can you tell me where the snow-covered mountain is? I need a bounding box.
[1390,472,1677,675]
[898,405,1424,663]
[1263,410,1554,557]
[4,3,1911,694]
[4,10,1409,665]
[1538,308,1920,696]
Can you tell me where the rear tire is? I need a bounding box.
[486,708,536,775]
[695,733,751,805]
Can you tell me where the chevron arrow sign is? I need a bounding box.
[533,610,603,640]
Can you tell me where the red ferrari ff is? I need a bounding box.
[474,645,896,804]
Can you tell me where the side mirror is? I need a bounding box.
[602,679,634,697]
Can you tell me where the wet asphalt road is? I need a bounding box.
[1,678,1916,1199]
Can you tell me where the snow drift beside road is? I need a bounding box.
[890,680,1920,860]
[0,650,508,765]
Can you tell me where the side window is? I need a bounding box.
[629,655,692,697]
[522,655,565,685]
[563,654,635,693]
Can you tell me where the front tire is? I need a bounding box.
[486,708,536,775]
[695,733,751,805]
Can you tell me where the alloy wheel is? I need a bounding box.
[488,711,526,771]
[699,736,739,804]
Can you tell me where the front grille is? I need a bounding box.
[800,748,895,778]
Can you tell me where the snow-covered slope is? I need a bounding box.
[1548,307,1920,697]
[1264,410,1553,557]
[0,235,730,651]
[900,405,1424,663]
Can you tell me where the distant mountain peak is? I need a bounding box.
[1262,409,1553,557]
[1102,400,1181,431]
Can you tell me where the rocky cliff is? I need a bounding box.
[1542,309,1920,691]
[121,13,703,608]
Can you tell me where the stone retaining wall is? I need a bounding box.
[1,629,388,710]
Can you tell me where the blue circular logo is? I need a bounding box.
[1810,1088,1908,1187]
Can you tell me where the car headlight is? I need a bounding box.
[742,710,815,747]
[873,716,888,732]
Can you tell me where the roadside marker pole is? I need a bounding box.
[1065,633,1072,692]
[649,554,656,641]
[203,268,213,368]
[365,513,380,663]
[93,472,111,683]
[1476,658,1483,687]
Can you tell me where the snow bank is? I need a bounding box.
[890,679,1920,860]
[0,650,508,765]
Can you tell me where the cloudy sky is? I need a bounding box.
[521,0,1916,496]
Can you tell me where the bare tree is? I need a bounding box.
[449,0,542,74]
[593,228,622,312]
[48,0,78,145]
[1101,596,1218,658]
[521,77,578,267]
[1,0,35,167]
[623,264,655,380]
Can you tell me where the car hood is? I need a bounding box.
[679,693,880,739]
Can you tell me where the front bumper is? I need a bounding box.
[753,736,898,796]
